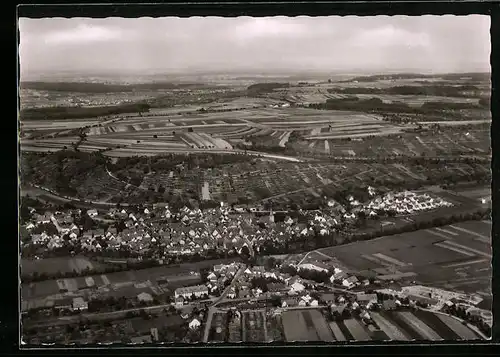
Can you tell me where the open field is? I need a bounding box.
[318,220,492,296]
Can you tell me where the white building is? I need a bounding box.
[72,297,88,311]
[86,209,98,218]
[290,282,305,293]
[189,318,201,330]
[175,285,209,299]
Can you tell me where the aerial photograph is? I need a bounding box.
[18,15,492,345]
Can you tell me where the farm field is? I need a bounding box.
[293,126,491,158]
[278,308,483,341]
[281,310,334,342]
[318,221,492,296]
[21,256,107,275]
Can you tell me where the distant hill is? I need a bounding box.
[343,72,490,83]
[19,81,200,93]
[246,82,290,95]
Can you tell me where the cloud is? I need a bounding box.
[354,25,431,49]
[44,24,124,45]
[233,17,308,41]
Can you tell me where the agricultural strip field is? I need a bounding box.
[281,310,334,342]
[328,322,347,341]
[370,311,410,341]
[396,311,442,340]
[342,318,371,341]
[378,310,483,341]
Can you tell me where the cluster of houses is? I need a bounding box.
[364,191,453,215]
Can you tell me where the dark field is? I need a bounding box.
[319,221,491,295]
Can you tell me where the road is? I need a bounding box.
[202,264,246,342]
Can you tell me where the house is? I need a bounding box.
[290,282,305,293]
[86,209,98,218]
[175,296,185,307]
[137,292,154,303]
[342,276,359,289]
[213,264,225,272]
[357,293,378,305]
[281,298,298,308]
[189,318,201,330]
[298,300,307,307]
[252,266,266,274]
[131,335,152,344]
[382,300,397,310]
[207,272,217,282]
[330,271,347,283]
[72,297,88,311]
[175,285,209,299]
[310,299,319,307]
[320,293,336,304]
[331,303,347,315]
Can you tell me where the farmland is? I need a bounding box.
[274,308,483,342]
[281,309,335,342]
[318,220,492,296]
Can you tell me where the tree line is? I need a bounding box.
[20,103,151,121]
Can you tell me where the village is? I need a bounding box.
[20,187,457,265]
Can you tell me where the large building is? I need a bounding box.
[174,284,209,299]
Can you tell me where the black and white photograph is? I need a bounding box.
[18,13,492,345]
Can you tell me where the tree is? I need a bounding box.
[270,295,281,307]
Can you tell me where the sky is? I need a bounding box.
[18,16,491,79]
